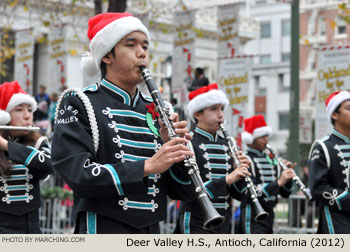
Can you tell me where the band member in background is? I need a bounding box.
[309,91,350,234]
[51,12,194,234]
[174,83,251,234]
[239,115,295,234]
[0,81,53,233]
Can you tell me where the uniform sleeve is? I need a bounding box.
[279,179,293,198]
[202,177,227,200]
[309,142,350,211]
[7,139,53,180]
[167,163,195,201]
[51,95,147,199]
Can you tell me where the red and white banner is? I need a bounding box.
[217,4,240,59]
[171,10,195,100]
[14,29,34,94]
[218,57,251,145]
[315,45,350,139]
[48,25,67,91]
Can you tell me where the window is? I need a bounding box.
[318,16,326,36]
[281,19,291,37]
[337,17,346,35]
[261,22,271,38]
[260,55,271,64]
[281,53,290,62]
[278,73,289,93]
[254,76,267,95]
[279,112,289,130]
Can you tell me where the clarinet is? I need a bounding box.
[220,123,269,221]
[265,144,312,201]
[140,66,225,230]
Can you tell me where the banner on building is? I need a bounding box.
[171,10,195,101]
[14,29,34,94]
[48,25,67,91]
[217,4,240,58]
[315,45,350,139]
[218,57,250,144]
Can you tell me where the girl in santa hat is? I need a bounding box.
[0,81,53,233]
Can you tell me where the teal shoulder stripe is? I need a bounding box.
[324,206,335,234]
[184,212,191,234]
[24,147,37,166]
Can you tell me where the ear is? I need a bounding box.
[101,53,113,65]
[194,111,202,121]
[331,111,339,122]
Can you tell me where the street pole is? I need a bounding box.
[288,0,300,174]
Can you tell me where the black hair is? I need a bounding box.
[195,67,204,75]
[331,103,342,126]
[100,47,116,79]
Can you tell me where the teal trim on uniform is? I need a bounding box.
[5,175,28,180]
[262,183,270,197]
[324,206,335,234]
[232,182,247,193]
[141,92,153,102]
[256,164,274,169]
[282,184,293,192]
[101,79,131,105]
[87,212,97,234]
[207,163,230,169]
[333,129,350,143]
[5,185,28,191]
[83,84,98,92]
[8,195,29,201]
[104,164,124,196]
[254,157,268,162]
[115,123,153,135]
[11,165,27,170]
[245,204,251,234]
[201,144,227,151]
[109,109,146,120]
[120,138,157,149]
[169,168,191,185]
[335,191,348,210]
[195,127,215,142]
[184,212,191,234]
[213,203,227,208]
[206,154,228,159]
[123,153,148,161]
[336,144,350,150]
[258,169,275,175]
[126,201,153,208]
[247,147,263,156]
[340,153,350,158]
[24,147,38,166]
[208,173,226,179]
[132,92,140,108]
[204,180,214,199]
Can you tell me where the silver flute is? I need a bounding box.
[140,66,225,231]
[220,123,269,221]
[265,144,312,200]
[0,126,40,131]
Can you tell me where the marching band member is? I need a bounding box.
[0,81,52,233]
[174,83,250,234]
[239,115,295,233]
[309,91,350,233]
[51,12,194,234]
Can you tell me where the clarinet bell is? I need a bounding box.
[199,195,226,230]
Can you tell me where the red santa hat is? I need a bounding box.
[187,83,229,122]
[81,12,150,83]
[325,90,350,123]
[0,81,37,125]
[242,115,273,144]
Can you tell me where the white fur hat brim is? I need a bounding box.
[326,91,350,123]
[187,89,229,122]
[0,110,11,125]
[82,16,150,78]
[6,93,38,113]
[242,126,273,144]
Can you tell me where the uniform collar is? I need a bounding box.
[332,129,350,143]
[247,147,265,156]
[100,78,141,107]
[195,127,218,142]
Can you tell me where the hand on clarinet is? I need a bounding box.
[225,163,251,185]
[158,112,192,143]
[144,137,194,176]
[278,167,295,187]
[236,150,251,167]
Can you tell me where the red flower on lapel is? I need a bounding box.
[145,102,159,120]
[268,153,274,159]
